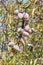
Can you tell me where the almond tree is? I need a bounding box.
[0,0,43,65]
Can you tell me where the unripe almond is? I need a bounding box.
[14,10,19,14]
[23,30,29,36]
[17,28,23,34]
[24,25,32,33]
[20,38,25,45]
[8,42,15,47]
[13,45,21,51]
[23,12,29,20]
[18,13,23,19]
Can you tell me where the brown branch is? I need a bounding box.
[22,20,24,28]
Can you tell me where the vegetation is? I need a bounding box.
[0,0,43,65]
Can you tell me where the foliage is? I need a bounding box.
[0,0,43,65]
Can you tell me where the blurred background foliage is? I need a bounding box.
[0,0,43,65]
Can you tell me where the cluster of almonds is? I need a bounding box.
[8,27,37,52]
[17,25,37,45]
[8,9,38,52]
[8,42,21,52]
[14,9,29,20]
